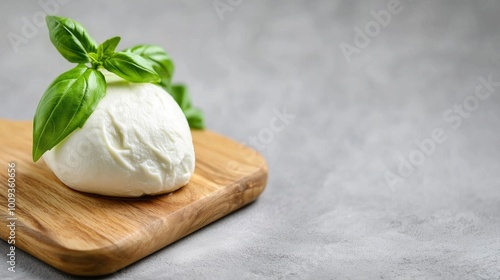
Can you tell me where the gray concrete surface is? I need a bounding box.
[1,0,500,279]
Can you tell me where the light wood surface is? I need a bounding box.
[0,119,267,276]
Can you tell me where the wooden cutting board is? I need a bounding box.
[0,119,267,276]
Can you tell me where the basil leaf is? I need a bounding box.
[46,16,98,63]
[169,83,192,110]
[169,84,204,129]
[103,52,160,83]
[123,45,174,87]
[33,65,106,161]
[184,107,205,129]
[100,36,121,57]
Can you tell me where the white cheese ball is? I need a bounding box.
[43,72,195,197]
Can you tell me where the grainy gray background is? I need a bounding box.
[1,0,500,279]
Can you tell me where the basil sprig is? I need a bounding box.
[33,16,205,162]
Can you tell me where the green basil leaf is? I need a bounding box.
[33,65,106,162]
[168,83,204,129]
[123,45,174,87]
[100,36,121,57]
[97,44,104,59]
[184,107,205,129]
[169,83,192,110]
[103,52,160,83]
[46,16,98,63]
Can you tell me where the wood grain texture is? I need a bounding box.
[0,119,267,276]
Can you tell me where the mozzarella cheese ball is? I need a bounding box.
[43,72,195,197]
